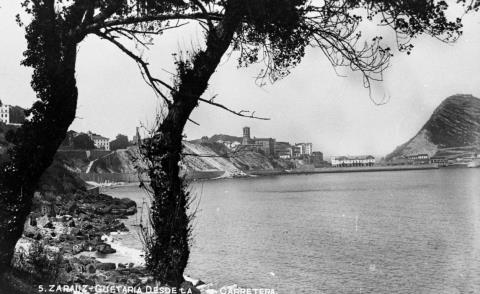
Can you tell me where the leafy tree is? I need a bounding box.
[110,134,130,150]
[0,0,469,290]
[72,133,95,150]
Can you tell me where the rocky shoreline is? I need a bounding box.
[12,189,205,294]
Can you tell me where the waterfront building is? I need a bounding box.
[292,146,302,158]
[406,154,430,165]
[331,155,375,167]
[88,131,110,151]
[295,143,313,156]
[253,137,276,157]
[430,156,448,166]
[311,151,324,167]
[275,141,293,159]
[241,126,276,157]
[0,104,10,124]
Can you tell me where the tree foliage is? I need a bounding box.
[72,133,95,150]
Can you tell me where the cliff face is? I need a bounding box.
[387,94,480,160]
[81,141,287,177]
[86,147,146,174]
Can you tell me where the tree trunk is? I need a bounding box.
[0,41,79,275]
[143,2,244,287]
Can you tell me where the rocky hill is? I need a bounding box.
[75,140,290,179]
[387,94,480,160]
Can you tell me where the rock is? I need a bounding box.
[66,200,78,214]
[36,215,50,227]
[72,243,84,255]
[84,276,96,286]
[126,206,137,215]
[96,243,116,254]
[105,271,120,282]
[86,263,96,274]
[113,222,128,232]
[120,198,136,208]
[96,262,116,271]
[78,255,96,265]
[127,276,141,286]
[117,263,126,269]
[82,223,93,230]
[64,262,74,273]
[29,217,37,227]
[72,263,84,273]
[44,222,54,229]
[181,281,201,294]
[69,227,80,236]
[24,226,40,239]
[101,205,112,214]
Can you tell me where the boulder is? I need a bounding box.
[82,223,93,230]
[96,262,116,271]
[44,222,54,229]
[36,215,50,227]
[86,263,96,274]
[66,201,78,213]
[24,226,41,239]
[181,281,201,294]
[72,243,84,255]
[127,276,141,286]
[101,205,112,214]
[126,206,137,215]
[96,243,116,254]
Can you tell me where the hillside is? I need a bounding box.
[0,123,87,192]
[387,94,480,160]
[190,134,243,144]
[81,141,289,179]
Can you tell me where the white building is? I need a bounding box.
[0,104,10,124]
[331,155,375,167]
[295,143,313,156]
[88,131,110,151]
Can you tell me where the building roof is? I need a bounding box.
[253,137,275,141]
[334,155,375,160]
[91,135,109,141]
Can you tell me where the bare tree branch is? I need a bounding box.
[95,31,174,106]
[197,96,269,120]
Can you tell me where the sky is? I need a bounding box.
[1,2,480,158]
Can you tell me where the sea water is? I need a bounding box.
[103,168,480,294]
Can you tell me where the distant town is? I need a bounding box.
[1,99,479,169]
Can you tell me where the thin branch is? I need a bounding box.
[95,31,174,106]
[192,0,215,31]
[86,12,223,33]
[197,97,269,120]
